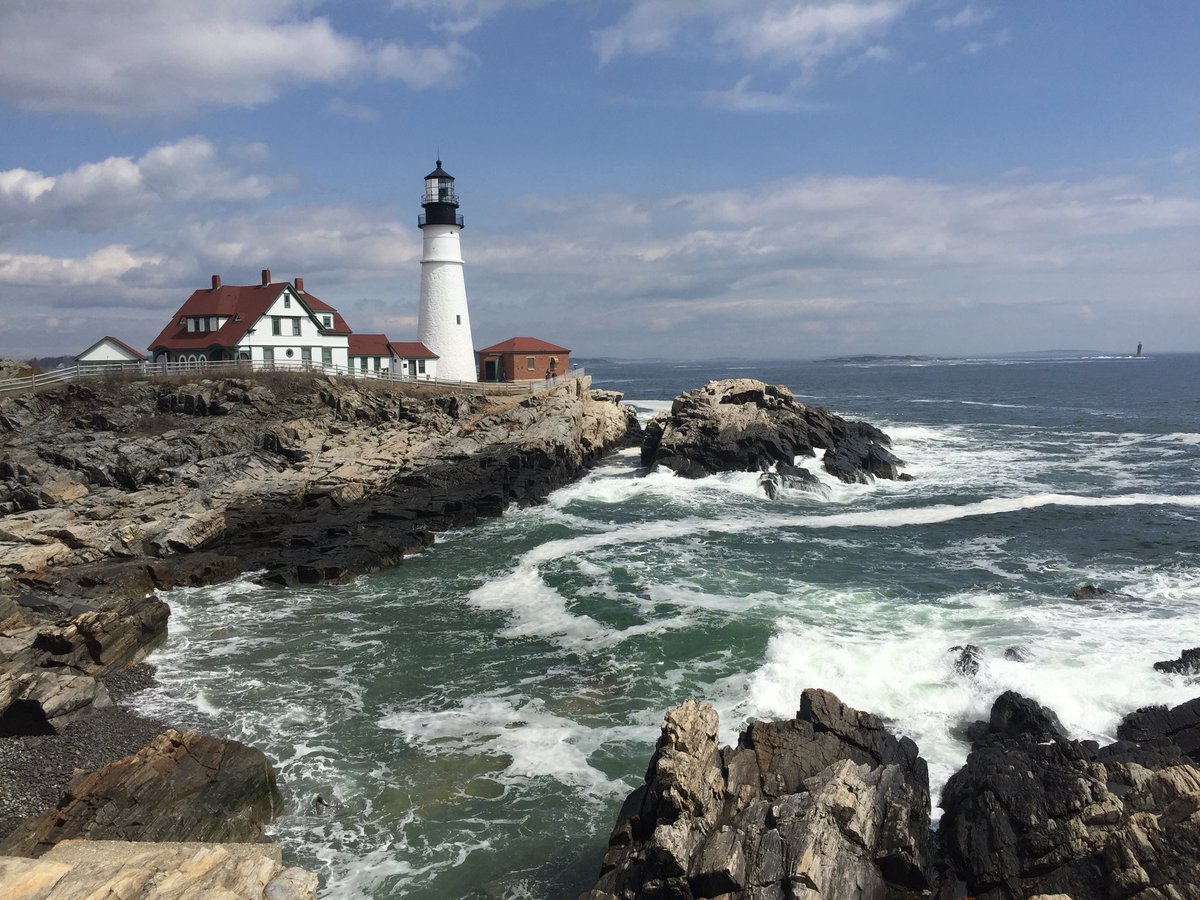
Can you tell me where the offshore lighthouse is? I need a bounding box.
[417,160,476,381]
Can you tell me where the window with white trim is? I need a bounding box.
[271,317,282,336]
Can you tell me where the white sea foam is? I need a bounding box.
[732,575,1200,810]
[467,565,610,645]
[378,696,644,793]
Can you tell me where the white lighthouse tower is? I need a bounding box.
[417,160,476,381]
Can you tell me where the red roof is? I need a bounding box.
[76,335,147,362]
[478,336,570,354]
[148,282,351,352]
[388,341,438,359]
[348,334,392,357]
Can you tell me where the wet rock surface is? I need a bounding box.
[1154,647,1200,677]
[641,379,903,485]
[580,689,933,899]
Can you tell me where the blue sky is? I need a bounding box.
[1,1,1197,360]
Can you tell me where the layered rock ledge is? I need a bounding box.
[0,840,316,899]
[641,379,903,487]
[1,372,638,594]
[583,690,1200,900]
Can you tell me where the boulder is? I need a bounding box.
[1069,584,1140,602]
[580,689,933,899]
[938,691,1200,899]
[1154,648,1200,677]
[949,644,984,679]
[0,729,284,857]
[641,379,903,483]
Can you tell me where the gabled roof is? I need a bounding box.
[388,341,438,359]
[348,334,392,357]
[148,282,351,352]
[478,336,570,354]
[76,335,147,362]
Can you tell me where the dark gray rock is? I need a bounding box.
[1117,697,1200,764]
[641,379,904,484]
[1069,583,1140,602]
[938,691,1200,900]
[1155,648,1200,677]
[949,644,983,678]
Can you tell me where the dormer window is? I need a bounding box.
[322,315,332,328]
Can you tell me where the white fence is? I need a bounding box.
[0,359,585,398]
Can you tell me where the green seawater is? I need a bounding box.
[137,354,1200,898]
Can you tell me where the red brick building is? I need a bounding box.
[477,337,570,382]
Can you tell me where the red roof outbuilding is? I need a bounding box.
[477,337,570,354]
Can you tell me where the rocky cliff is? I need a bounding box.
[0,373,638,594]
[0,371,639,888]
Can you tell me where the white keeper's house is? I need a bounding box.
[147,269,438,379]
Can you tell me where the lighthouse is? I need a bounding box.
[417,160,476,381]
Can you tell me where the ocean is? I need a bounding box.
[136,352,1200,898]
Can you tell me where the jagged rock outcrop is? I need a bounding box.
[0,840,317,899]
[580,689,933,899]
[938,691,1200,899]
[1,373,639,593]
[641,379,903,485]
[1154,648,1200,677]
[0,728,283,858]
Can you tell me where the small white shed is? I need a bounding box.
[76,336,147,372]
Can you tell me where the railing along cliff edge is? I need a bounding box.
[0,360,585,398]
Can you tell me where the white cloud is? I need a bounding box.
[390,0,563,36]
[0,246,164,287]
[595,0,910,74]
[935,3,993,30]
[3,165,1197,358]
[701,76,824,113]
[0,0,469,116]
[0,137,276,235]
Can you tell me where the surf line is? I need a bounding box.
[514,493,1200,567]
